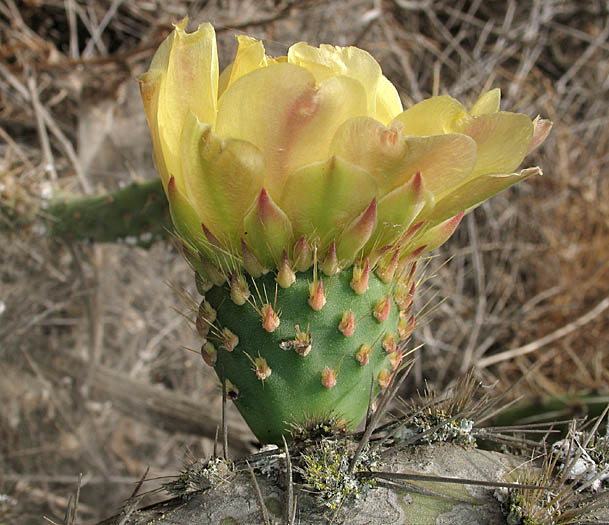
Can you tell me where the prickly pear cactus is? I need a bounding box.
[139,19,551,443]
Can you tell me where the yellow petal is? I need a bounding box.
[180,112,265,247]
[157,22,219,186]
[470,88,501,116]
[288,42,382,115]
[375,74,403,124]
[280,156,377,250]
[392,95,469,136]
[330,117,476,196]
[219,35,268,98]
[139,70,170,189]
[464,112,533,179]
[216,62,367,198]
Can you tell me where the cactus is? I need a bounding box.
[139,19,551,444]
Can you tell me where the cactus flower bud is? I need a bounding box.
[140,19,550,444]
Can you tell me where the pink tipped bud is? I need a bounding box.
[196,299,216,337]
[225,379,239,401]
[355,344,372,366]
[230,271,250,305]
[276,250,296,288]
[376,249,400,283]
[390,349,403,371]
[378,369,392,389]
[338,310,356,337]
[382,332,397,354]
[322,240,339,276]
[321,367,337,390]
[373,294,391,323]
[337,198,377,264]
[398,311,416,339]
[241,238,267,278]
[221,327,239,352]
[394,280,415,312]
[261,303,280,332]
[308,279,326,311]
[253,357,272,381]
[200,341,217,367]
[293,236,313,272]
[350,259,370,295]
[199,254,226,286]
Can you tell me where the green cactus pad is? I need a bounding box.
[204,267,401,444]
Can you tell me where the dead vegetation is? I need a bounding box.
[1,0,608,523]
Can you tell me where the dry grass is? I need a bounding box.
[1,0,608,522]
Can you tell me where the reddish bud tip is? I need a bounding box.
[350,259,370,295]
[378,369,392,389]
[377,249,400,283]
[293,236,313,272]
[338,310,356,337]
[390,349,403,371]
[356,344,372,367]
[322,240,339,276]
[373,294,391,323]
[221,327,239,352]
[262,303,280,333]
[382,332,397,354]
[321,367,337,389]
[308,279,326,311]
[230,271,251,305]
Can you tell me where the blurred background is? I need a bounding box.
[1,0,608,522]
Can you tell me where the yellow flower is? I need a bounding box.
[139,19,550,275]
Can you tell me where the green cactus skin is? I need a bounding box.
[204,267,401,445]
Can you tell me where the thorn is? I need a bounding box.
[308,278,326,311]
[356,344,372,366]
[382,333,397,354]
[338,310,356,337]
[200,341,217,366]
[221,327,239,351]
[261,303,280,332]
[350,258,370,295]
[199,253,226,286]
[398,311,416,339]
[293,236,312,272]
[376,249,400,283]
[196,299,217,337]
[390,349,403,370]
[230,271,251,305]
[322,240,339,276]
[241,238,267,278]
[378,369,392,389]
[321,367,337,389]
[195,272,213,295]
[276,250,296,288]
[373,294,391,323]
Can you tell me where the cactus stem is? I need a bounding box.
[321,367,337,390]
[322,240,339,276]
[350,258,370,295]
[373,294,391,323]
[382,332,397,354]
[276,250,296,288]
[308,278,326,311]
[229,271,251,305]
[355,344,372,366]
[338,310,356,337]
[200,341,217,366]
